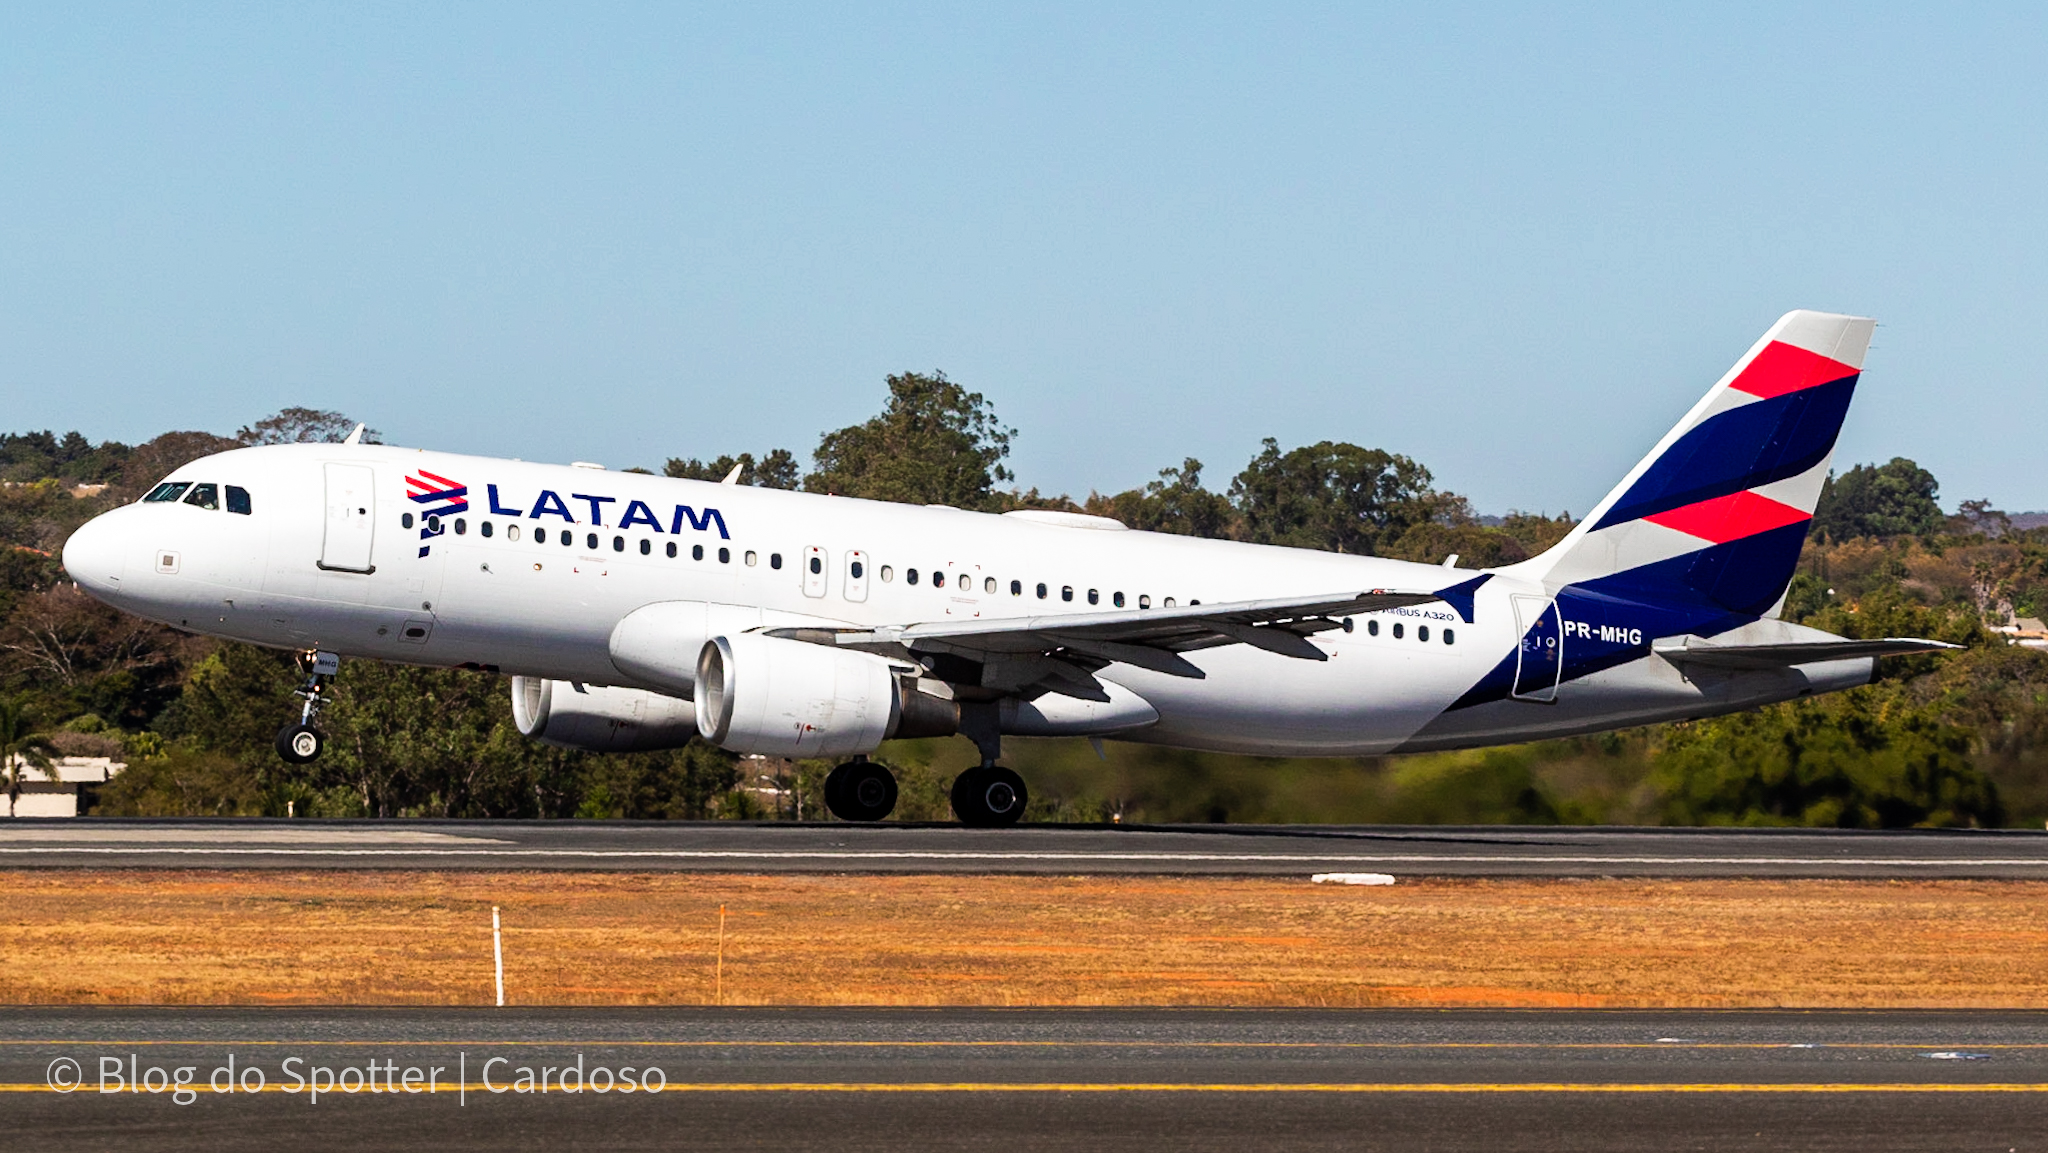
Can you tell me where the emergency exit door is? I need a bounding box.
[319,463,377,573]
[1511,595,1562,702]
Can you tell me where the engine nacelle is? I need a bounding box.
[510,676,698,753]
[695,633,924,757]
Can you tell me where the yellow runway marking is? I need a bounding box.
[5,1082,2048,1094]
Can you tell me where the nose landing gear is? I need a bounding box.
[823,758,899,822]
[275,650,339,765]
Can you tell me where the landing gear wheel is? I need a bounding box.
[824,761,898,822]
[951,766,1028,827]
[275,723,324,765]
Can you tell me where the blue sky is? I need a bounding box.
[4,4,2044,513]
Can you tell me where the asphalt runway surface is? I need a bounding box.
[4,819,2047,878]
[4,1007,2043,1151]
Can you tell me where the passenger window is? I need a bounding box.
[1087,589,1099,605]
[745,551,758,566]
[693,544,705,561]
[226,486,252,515]
[1010,580,1022,596]
[1164,597,1176,608]
[455,518,467,535]
[427,515,442,533]
[481,521,494,538]
[1419,625,1430,642]
[1392,623,1404,639]
[508,525,522,542]
[1112,592,1125,608]
[1444,628,1455,645]
[1138,595,1150,609]
[985,577,997,594]
[1062,586,1073,602]
[405,512,416,529]
[143,482,191,503]
[1037,583,1048,599]
[665,541,676,558]
[810,556,822,575]
[183,483,220,510]
[851,560,865,579]
[612,535,623,552]
[1367,619,1379,636]
[639,538,650,555]
[718,548,730,564]
[958,573,970,591]
[907,569,920,585]
[879,565,894,582]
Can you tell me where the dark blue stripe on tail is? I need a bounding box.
[1593,375,1855,529]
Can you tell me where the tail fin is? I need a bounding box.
[1520,310,1873,619]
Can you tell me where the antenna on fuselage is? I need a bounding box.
[341,423,366,446]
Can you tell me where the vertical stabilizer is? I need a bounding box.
[1517,310,1873,620]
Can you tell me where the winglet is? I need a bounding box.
[1434,574,1491,624]
[342,423,366,446]
[720,462,744,485]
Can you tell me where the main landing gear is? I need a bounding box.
[824,759,899,822]
[275,650,339,765]
[949,704,1028,827]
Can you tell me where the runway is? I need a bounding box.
[4,819,2047,877]
[4,1008,2044,1151]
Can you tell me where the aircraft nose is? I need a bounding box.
[62,512,129,598]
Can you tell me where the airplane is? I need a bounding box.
[60,310,1953,826]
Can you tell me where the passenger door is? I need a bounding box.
[318,463,377,573]
[1511,595,1563,702]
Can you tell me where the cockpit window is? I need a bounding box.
[225,486,252,515]
[143,482,191,503]
[183,483,220,510]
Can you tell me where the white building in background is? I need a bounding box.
[7,755,125,817]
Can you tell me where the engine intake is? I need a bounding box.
[510,676,698,753]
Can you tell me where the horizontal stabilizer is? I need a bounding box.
[1653,636,1960,671]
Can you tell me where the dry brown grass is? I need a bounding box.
[6,871,2047,1008]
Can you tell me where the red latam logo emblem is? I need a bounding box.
[406,471,468,557]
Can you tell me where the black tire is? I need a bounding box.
[275,723,323,765]
[951,765,1028,827]
[825,761,897,822]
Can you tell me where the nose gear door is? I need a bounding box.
[1511,595,1563,702]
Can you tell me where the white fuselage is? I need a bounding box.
[61,443,1869,756]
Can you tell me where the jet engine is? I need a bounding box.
[694,632,957,757]
[510,676,698,753]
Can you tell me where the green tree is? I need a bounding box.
[1084,458,1238,538]
[236,407,378,446]
[1811,458,1944,540]
[804,371,1015,510]
[664,448,802,489]
[1229,438,1451,554]
[0,698,57,817]
[1651,687,2001,828]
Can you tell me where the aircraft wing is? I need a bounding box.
[1653,636,1961,671]
[768,588,1446,697]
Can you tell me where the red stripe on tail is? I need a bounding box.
[1728,341,1859,400]
[1642,489,1810,544]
